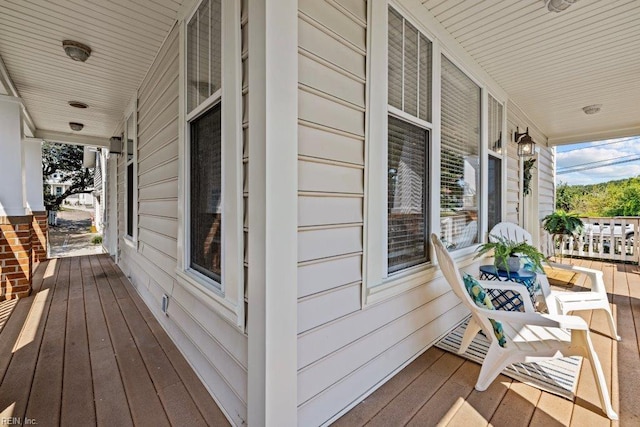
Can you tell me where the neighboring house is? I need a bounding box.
[0,1,638,425]
[46,173,95,207]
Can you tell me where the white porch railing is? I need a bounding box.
[542,217,640,264]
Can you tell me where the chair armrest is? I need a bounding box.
[475,280,536,313]
[545,262,606,293]
[484,309,589,330]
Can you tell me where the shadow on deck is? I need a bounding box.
[0,254,229,426]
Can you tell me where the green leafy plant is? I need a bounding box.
[542,210,584,258]
[475,235,546,273]
[542,210,584,237]
[523,158,536,196]
[91,235,103,245]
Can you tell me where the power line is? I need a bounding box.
[558,136,640,153]
[557,153,640,172]
[557,155,640,174]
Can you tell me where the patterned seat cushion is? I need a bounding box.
[462,273,507,347]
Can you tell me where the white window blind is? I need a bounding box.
[440,56,480,250]
[488,95,503,230]
[388,7,432,122]
[387,6,432,273]
[488,95,503,154]
[187,0,222,113]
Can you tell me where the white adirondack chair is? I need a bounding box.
[431,234,618,420]
[489,222,619,340]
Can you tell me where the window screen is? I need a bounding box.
[187,0,222,113]
[190,104,222,281]
[388,7,432,122]
[388,117,429,272]
[440,56,481,250]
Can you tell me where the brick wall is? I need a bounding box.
[0,216,33,300]
[31,211,48,263]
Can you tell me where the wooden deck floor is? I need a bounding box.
[0,255,229,427]
[335,258,640,427]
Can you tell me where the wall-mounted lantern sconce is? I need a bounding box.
[109,136,123,155]
[514,127,535,158]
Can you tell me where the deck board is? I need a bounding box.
[25,257,65,425]
[337,257,640,426]
[0,254,229,427]
[61,257,97,425]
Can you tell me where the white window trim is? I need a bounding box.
[176,0,244,329]
[365,2,438,305]
[486,93,508,238]
[123,97,138,246]
[364,1,510,306]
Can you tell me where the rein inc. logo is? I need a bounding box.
[1,417,37,425]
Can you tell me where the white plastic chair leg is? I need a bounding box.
[575,330,618,420]
[603,307,620,341]
[458,318,482,354]
[475,344,509,391]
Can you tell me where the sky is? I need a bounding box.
[555,136,640,186]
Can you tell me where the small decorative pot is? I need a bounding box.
[496,255,521,272]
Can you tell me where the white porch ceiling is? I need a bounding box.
[0,0,184,140]
[1,1,638,146]
[421,0,640,145]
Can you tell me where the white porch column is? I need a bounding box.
[22,138,45,213]
[247,0,298,425]
[0,95,26,216]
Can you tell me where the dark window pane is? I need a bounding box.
[127,164,134,237]
[488,156,502,231]
[388,116,429,273]
[190,103,222,282]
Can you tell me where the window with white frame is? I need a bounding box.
[487,95,504,231]
[125,111,137,240]
[387,7,432,273]
[440,56,481,251]
[187,0,223,283]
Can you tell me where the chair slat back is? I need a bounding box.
[490,222,533,245]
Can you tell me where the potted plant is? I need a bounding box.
[475,235,547,273]
[542,210,584,258]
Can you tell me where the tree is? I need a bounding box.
[42,142,94,211]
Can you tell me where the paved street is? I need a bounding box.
[48,208,105,258]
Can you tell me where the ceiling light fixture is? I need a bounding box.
[68,101,88,109]
[514,127,536,158]
[69,122,84,131]
[544,0,578,12]
[582,104,602,115]
[62,40,92,62]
